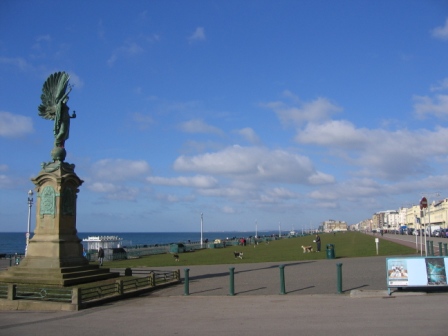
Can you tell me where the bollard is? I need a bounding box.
[430,241,434,256]
[229,267,235,296]
[444,243,448,257]
[279,265,286,295]
[439,242,443,256]
[426,241,431,256]
[336,263,343,294]
[184,268,190,296]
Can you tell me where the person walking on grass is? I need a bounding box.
[98,247,104,266]
[315,234,321,252]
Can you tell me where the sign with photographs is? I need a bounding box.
[387,257,447,288]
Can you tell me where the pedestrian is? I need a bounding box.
[315,234,321,252]
[98,247,104,266]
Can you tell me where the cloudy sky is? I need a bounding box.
[1,1,448,233]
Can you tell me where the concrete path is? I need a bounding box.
[0,287,446,335]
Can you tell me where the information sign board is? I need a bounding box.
[386,257,448,294]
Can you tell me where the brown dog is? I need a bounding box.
[301,245,313,253]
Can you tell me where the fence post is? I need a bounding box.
[279,265,286,295]
[336,263,343,294]
[116,280,123,295]
[7,284,16,300]
[229,267,235,296]
[184,268,190,296]
[444,243,448,256]
[71,287,81,306]
[439,242,443,256]
[151,272,156,287]
[430,241,434,256]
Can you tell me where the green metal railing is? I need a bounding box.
[0,269,180,307]
[15,286,73,302]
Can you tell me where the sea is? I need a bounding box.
[0,231,281,256]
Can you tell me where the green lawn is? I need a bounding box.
[103,232,416,268]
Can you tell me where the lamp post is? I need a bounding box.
[421,192,440,237]
[255,220,258,238]
[200,212,203,248]
[25,189,33,256]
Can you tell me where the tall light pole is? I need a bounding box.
[200,212,203,248]
[255,220,258,238]
[25,189,33,256]
[422,192,440,236]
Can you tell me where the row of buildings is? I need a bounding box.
[319,220,348,232]
[353,198,448,233]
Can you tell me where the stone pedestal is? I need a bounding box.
[0,162,118,286]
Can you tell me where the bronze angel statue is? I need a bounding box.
[38,71,76,161]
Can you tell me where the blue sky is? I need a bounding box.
[1,1,448,233]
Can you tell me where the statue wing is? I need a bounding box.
[38,71,70,120]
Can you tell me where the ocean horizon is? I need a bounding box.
[0,230,287,255]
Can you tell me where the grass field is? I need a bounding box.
[104,232,416,268]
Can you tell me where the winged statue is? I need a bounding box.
[38,71,76,162]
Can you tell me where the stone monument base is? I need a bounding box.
[0,264,119,287]
[0,162,120,287]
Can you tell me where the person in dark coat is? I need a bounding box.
[98,247,105,266]
[315,234,321,252]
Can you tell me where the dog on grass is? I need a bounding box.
[173,254,179,261]
[301,245,313,253]
[234,251,243,259]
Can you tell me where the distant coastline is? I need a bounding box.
[0,230,282,255]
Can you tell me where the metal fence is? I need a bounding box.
[0,269,180,308]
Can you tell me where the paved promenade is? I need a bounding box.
[1,235,447,335]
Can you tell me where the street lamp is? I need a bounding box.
[25,189,33,256]
[200,213,203,248]
[421,192,440,237]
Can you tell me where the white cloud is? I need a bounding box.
[147,175,218,188]
[87,182,139,201]
[0,57,32,71]
[155,193,196,203]
[179,119,223,135]
[262,94,342,126]
[295,119,448,181]
[0,112,33,137]
[107,41,144,66]
[413,94,448,119]
[173,145,332,185]
[91,159,150,181]
[0,175,15,189]
[296,120,367,148]
[221,206,236,214]
[132,112,154,130]
[67,71,84,89]
[97,19,105,40]
[308,171,335,185]
[432,18,448,40]
[266,187,296,199]
[188,27,206,42]
[430,78,448,92]
[235,127,261,144]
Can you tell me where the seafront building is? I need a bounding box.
[354,198,448,233]
[321,220,348,232]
